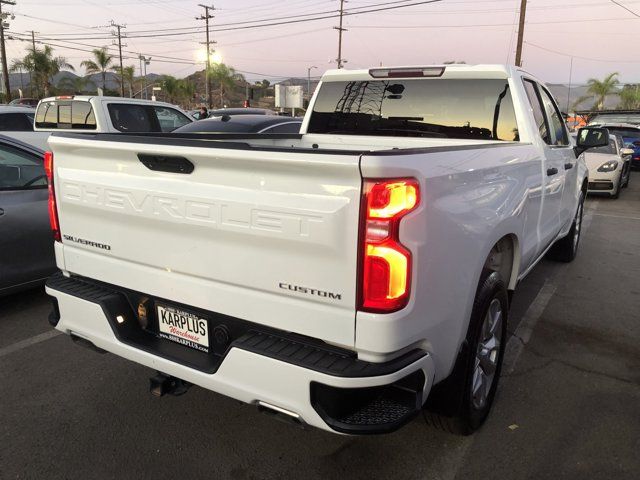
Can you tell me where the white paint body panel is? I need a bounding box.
[47,65,589,430]
[47,287,435,433]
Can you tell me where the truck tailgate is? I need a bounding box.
[49,135,362,348]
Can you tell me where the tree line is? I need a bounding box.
[573,72,640,111]
[9,45,256,108]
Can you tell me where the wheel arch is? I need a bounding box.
[482,234,520,291]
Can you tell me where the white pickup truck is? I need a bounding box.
[44,65,608,435]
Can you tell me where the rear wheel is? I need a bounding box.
[424,269,508,435]
[548,191,584,263]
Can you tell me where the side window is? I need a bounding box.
[523,80,550,144]
[0,144,46,190]
[539,87,569,146]
[153,107,191,133]
[0,113,35,131]
[108,104,155,132]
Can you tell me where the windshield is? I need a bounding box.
[307,79,519,141]
[601,127,640,143]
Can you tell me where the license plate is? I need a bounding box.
[156,304,209,353]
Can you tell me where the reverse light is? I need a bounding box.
[597,160,618,172]
[44,151,61,241]
[359,178,420,313]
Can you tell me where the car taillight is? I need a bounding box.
[44,151,61,242]
[359,179,419,313]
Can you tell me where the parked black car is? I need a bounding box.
[0,135,56,295]
[174,115,303,134]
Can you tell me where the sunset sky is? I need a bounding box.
[6,0,640,84]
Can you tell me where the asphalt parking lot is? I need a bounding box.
[1,174,639,480]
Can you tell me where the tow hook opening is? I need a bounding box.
[70,334,107,354]
[149,372,192,397]
[256,401,305,429]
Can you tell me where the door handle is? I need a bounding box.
[546,167,558,176]
[137,154,194,174]
[564,162,574,170]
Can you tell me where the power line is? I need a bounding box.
[16,0,444,41]
[610,0,640,17]
[525,41,640,64]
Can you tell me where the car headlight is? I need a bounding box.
[597,160,619,172]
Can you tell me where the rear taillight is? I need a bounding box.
[359,179,419,313]
[44,151,61,242]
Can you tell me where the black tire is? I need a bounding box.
[424,269,508,435]
[548,191,584,263]
[622,167,630,188]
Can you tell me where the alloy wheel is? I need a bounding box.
[471,298,503,410]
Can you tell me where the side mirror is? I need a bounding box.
[574,127,609,157]
[621,148,634,156]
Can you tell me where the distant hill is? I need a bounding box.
[546,84,621,111]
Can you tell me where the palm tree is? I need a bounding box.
[179,80,195,107]
[10,58,33,96]
[574,72,620,110]
[618,84,640,110]
[209,63,239,107]
[112,65,135,97]
[161,75,182,104]
[81,48,114,93]
[10,46,74,97]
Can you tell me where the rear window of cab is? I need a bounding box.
[35,100,96,130]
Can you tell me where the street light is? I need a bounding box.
[139,55,151,99]
[307,65,317,100]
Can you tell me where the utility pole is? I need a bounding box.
[111,20,126,97]
[30,30,37,97]
[0,0,15,102]
[566,56,574,114]
[334,0,347,69]
[197,4,215,109]
[514,0,527,67]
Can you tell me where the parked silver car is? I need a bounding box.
[0,135,56,295]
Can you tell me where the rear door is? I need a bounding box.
[49,135,363,347]
[522,79,565,254]
[537,86,577,230]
